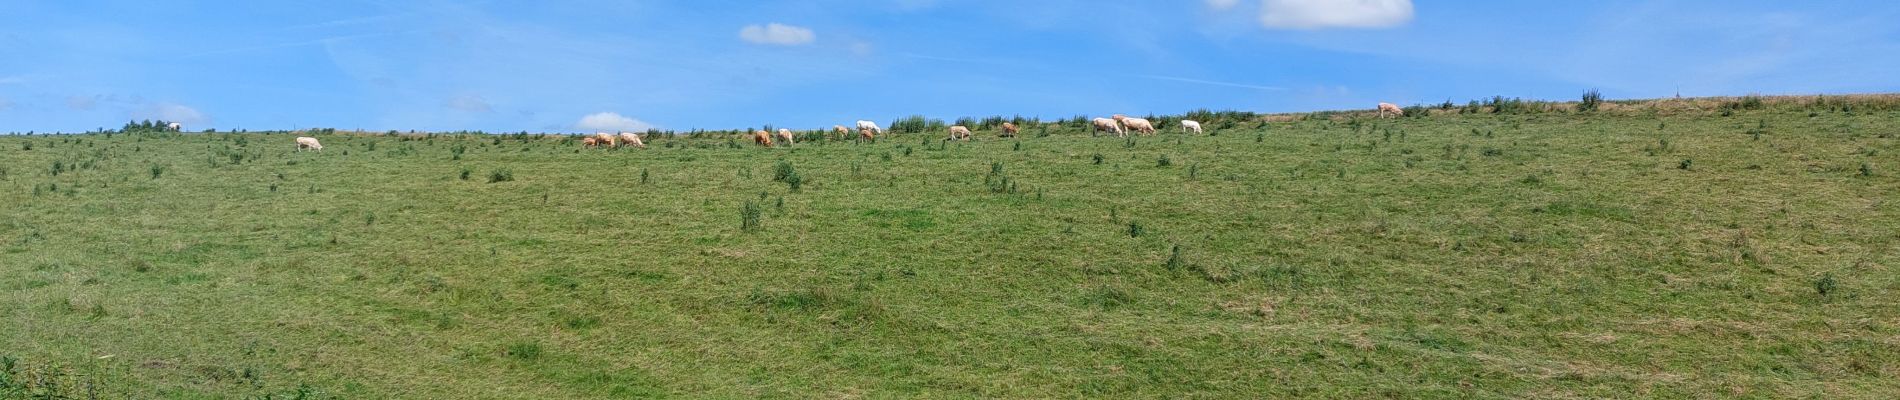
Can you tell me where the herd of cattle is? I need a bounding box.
[284,103,1410,151]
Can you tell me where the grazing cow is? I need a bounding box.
[1180,120,1204,134]
[1091,118,1125,137]
[752,130,774,147]
[618,132,646,148]
[166,122,182,132]
[833,125,849,136]
[1000,122,1019,138]
[1121,117,1156,135]
[776,128,796,146]
[948,125,972,141]
[856,120,883,135]
[582,137,605,148]
[295,136,323,151]
[1377,102,1404,118]
[594,132,620,148]
[859,128,876,141]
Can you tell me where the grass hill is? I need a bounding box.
[3,95,1897,398]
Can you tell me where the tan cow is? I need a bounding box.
[948,125,972,141]
[1120,117,1156,135]
[776,128,796,146]
[1377,102,1404,118]
[618,132,646,148]
[295,136,323,151]
[752,130,774,147]
[833,125,849,136]
[594,132,619,147]
[1091,118,1124,137]
[859,128,876,141]
[1000,122,1019,138]
[582,137,605,148]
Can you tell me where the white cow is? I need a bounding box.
[618,132,646,148]
[166,122,182,132]
[1180,120,1203,134]
[776,128,796,146]
[1091,118,1124,137]
[856,120,883,135]
[295,136,323,151]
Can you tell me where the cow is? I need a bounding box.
[166,122,182,132]
[1378,102,1404,118]
[948,125,972,141]
[618,132,646,148]
[859,128,876,141]
[856,120,883,135]
[776,128,796,146]
[1000,122,1019,138]
[752,130,774,147]
[593,132,619,148]
[1112,115,1155,135]
[1091,118,1124,137]
[295,136,323,151]
[1180,120,1203,134]
[582,137,605,148]
[833,125,849,136]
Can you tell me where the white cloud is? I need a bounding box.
[1206,0,1241,11]
[137,102,209,124]
[738,23,816,46]
[67,96,98,110]
[445,93,494,113]
[575,112,655,132]
[1260,0,1413,30]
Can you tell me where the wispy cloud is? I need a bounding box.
[738,23,816,46]
[444,93,494,113]
[576,112,655,132]
[135,102,209,124]
[1124,74,1287,91]
[180,29,429,58]
[1260,0,1414,30]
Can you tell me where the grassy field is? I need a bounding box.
[3,102,1898,398]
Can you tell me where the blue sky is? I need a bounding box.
[2,0,1898,133]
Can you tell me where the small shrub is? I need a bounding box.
[1861,163,1874,177]
[1814,273,1838,297]
[1157,155,1172,167]
[1678,159,1693,170]
[149,165,164,179]
[741,201,763,232]
[504,341,543,361]
[785,172,802,192]
[641,168,650,184]
[1578,89,1603,112]
[773,161,796,182]
[488,168,514,183]
[459,168,471,180]
[1188,163,1199,179]
[1080,286,1134,309]
[20,142,31,150]
[1164,245,1183,271]
[1092,153,1105,165]
[1127,221,1144,238]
